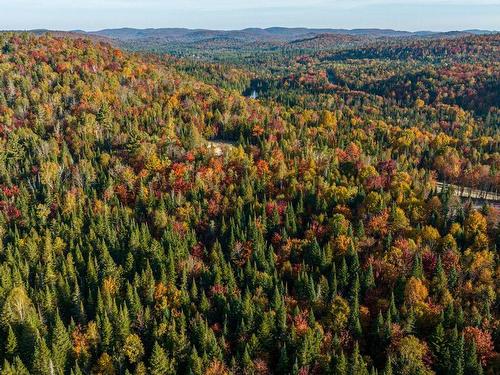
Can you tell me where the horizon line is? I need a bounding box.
[1,26,498,34]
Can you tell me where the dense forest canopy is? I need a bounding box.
[0,31,498,375]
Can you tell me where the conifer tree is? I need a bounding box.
[335,350,348,375]
[32,338,53,375]
[465,340,483,375]
[100,311,113,351]
[339,258,349,291]
[431,323,448,374]
[350,342,368,375]
[412,254,424,280]
[363,264,375,291]
[277,344,289,374]
[452,331,465,375]
[51,313,72,373]
[5,325,17,358]
[382,356,393,375]
[241,344,253,372]
[149,342,174,375]
[3,357,29,375]
[350,274,362,338]
[188,346,203,375]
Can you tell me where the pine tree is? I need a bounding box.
[335,350,348,375]
[2,360,14,375]
[339,258,349,291]
[242,344,253,372]
[3,357,29,375]
[453,332,465,375]
[448,267,458,290]
[384,310,392,342]
[350,342,368,375]
[404,308,415,334]
[348,243,360,277]
[363,264,375,291]
[100,311,113,351]
[382,356,393,375]
[431,323,449,374]
[350,275,362,338]
[51,313,72,373]
[291,357,300,375]
[330,263,338,298]
[356,220,365,239]
[188,346,203,375]
[5,325,17,357]
[116,304,131,342]
[389,292,399,321]
[465,340,483,375]
[432,257,447,295]
[32,338,53,375]
[309,238,322,268]
[374,310,384,338]
[456,305,464,329]
[443,304,455,328]
[71,362,84,375]
[411,253,424,279]
[277,344,289,374]
[149,342,174,375]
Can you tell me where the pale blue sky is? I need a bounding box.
[1,0,499,31]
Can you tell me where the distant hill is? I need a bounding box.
[287,33,366,50]
[85,27,497,43]
[9,29,115,44]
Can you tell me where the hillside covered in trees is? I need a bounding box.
[0,32,498,375]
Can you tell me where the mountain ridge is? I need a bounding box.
[83,27,498,42]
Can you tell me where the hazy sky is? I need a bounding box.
[1,0,499,31]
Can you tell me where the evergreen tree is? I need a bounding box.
[188,346,203,375]
[431,323,449,375]
[350,342,368,375]
[5,325,17,358]
[51,313,72,373]
[277,344,289,374]
[411,253,424,280]
[149,342,174,375]
[465,340,483,375]
[339,258,349,291]
[382,356,393,375]
[241,344,253,372]
[335,350,348,375]
[350,275,362,338]
[454,332,465,375]
[32,338,53,375]
[363,264,375,291]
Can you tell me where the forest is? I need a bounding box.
[0,30,498,375]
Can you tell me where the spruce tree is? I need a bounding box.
[188,346,203,375]
[350,342,368,375]
[339,258,349,291]
[149,342,174,375]
[465,340,483,375]
[335,350,348,375]
[277,344,289,374]
[363,264,375,291]
[382,356,393,375]
[241,344,253,372]
[51,313,72,373]
[430,322,448,374]
[5,325,17,358]
[453,332,465,375]
[350,275,362,338]
[32,338,53,375]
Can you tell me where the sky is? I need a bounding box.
[1,0,499,32]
